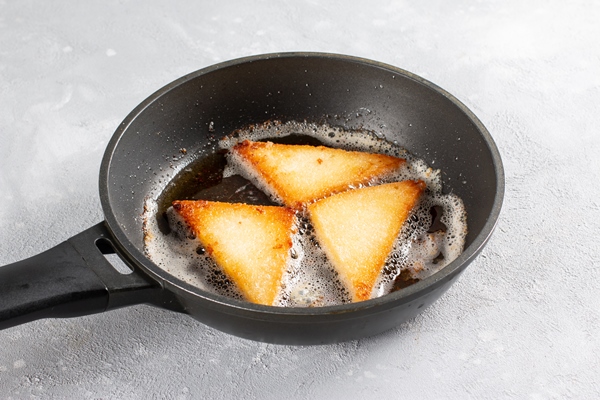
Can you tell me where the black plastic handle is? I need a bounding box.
[0,222,168,330]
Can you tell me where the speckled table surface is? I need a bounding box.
[1,1,599,399]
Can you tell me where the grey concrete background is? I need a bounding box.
[1,1,599,399]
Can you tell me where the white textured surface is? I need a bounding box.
[1,1,600,398]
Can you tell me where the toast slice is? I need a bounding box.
[307,180,425,302]
[171,200,296,306]
[229,140,405,209]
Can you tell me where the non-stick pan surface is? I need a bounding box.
[0,53,504,344]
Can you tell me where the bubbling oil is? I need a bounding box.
[143,120,467,307]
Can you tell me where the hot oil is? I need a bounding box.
[155,133,327,221]
[153,152,227,235]
[154,153,274,234]
[143,121,467,307]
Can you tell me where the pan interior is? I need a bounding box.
[100,53,502,309]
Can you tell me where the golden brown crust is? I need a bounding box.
[172,200,296,306]
[308,180,425,302]
[232,140,405,209]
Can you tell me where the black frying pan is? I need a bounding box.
[0,53,504,344]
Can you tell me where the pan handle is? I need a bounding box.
[0,222,171,330]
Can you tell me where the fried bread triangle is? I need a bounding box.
[307,180,425,302]
[171,200,296,306]
[230,140,405,209]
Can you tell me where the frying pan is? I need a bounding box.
[0,53,504,344]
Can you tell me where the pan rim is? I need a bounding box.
[99,51,505,317]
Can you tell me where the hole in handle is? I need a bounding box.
[95,237,134,275]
